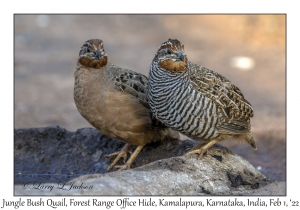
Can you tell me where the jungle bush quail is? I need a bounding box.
[147,38,256,159]
[74,39,179,170]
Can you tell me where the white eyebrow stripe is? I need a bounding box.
[92,44,98,51]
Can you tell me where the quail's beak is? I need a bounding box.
[178,50,184,61]
[96,49,101,59]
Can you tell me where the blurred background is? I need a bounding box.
[14,15,285,181]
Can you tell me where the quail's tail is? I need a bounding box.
[245,133,257,150]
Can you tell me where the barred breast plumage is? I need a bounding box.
[74,39,179,170]
[148,38,256,159]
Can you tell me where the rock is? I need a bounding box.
[14,126,281,195]
[244,182,285,195]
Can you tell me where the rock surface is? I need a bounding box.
[14,126,283,195]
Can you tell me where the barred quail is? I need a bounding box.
[74,39,179,170]
[147,38,256,159]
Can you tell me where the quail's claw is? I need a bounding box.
[106,144,145,171]
[185,139,219,160]
[106,144,131,170]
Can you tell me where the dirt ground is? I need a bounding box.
[14,15,286,181]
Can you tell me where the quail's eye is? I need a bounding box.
[167,49,172,54]
[87,48,91,53]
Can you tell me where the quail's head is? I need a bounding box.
[154,38,188,72]
[78,39,108,69]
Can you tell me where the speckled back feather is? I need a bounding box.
[188,62,253,135]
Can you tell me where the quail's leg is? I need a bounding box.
[106,144,132,170]
[185,139,219,159]
[114,145,145,170]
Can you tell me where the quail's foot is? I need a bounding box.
[106,144,132,170]
[185,139,219,159]
[106,144,145,170]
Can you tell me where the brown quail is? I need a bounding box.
[74,39,179,170]
[147,38,256,159]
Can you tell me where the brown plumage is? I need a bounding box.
[74,39,179,170]
[147,38,256,159]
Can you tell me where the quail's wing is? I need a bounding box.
[188,63,253,135]
[110,67,150,108]
[110,66,168,130]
